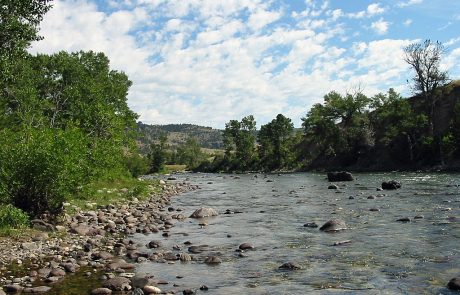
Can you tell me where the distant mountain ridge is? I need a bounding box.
[136,122,224,152]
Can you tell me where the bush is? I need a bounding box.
[0,127,90,216]
[124,152,149,178]
[0,205,29,229]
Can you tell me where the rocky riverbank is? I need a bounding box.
[0,179,198,294]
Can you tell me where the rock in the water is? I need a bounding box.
[396,217,411,222]
[327,171,354,182]
[91,288,113,294]
[328,184,338,189]
[239,243,254,250]
[4,285,24,293]
[448,277,460,290]
[146,240,162,249]
[204,256,222,265]
[278,262,301,270]
[332,240,352,246]
[190,208,218,218]
[303,222,318,228]
[381,180,401,190]
[143,285,162,294]
[102,277,132,291]
[319,219,347,232]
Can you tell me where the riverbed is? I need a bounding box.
[134,172,460,294]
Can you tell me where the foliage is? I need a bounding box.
[123,152,149,178]
[223,115,257,171]
[0,205,29,229]
[301,90,372,165]
[258,114,294,170]
[0,0,52,59]
[0,127,90,216]
[148,134,168,173]
[176,137,207,169]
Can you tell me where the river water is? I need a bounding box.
[134,172,460,294]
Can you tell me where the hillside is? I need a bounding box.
[137,123,224,152]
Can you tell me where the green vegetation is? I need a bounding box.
[0,1,148,222]
[0,205,29,230]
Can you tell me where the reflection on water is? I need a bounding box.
[134,173,460,294]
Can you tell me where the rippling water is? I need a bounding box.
[134,173,460,294]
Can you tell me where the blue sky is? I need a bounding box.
[30,0,460,128]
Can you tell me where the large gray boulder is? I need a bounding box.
[190,207,218,218]
[382,180,401,190]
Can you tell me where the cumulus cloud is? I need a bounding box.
[397,0,423,8]
[29,0,455,128]
[371,19,390,35]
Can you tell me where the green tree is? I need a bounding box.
[404,40,449,136]
[148,134,168,173]
[223,115,257,171]
[370,88,428,163]
[176,137,206,169]
[301,90,372,165]
[258,114,294,170]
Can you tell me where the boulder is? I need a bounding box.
[448,277,460,290]
[319,219,347,232]
[328,184,338,189]
[204,256,222,265]
[327,171,354,182]
[381,180,401,190]
[190,208,218,218]
[278,262,301,270]
[102,277,132,291]
[143,285,162,294]
[239,243,254,250]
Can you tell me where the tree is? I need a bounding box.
[148,134,168,173]
[176,137,206,169]
[0,0,52,59]
[258,114,294,170]
[301,90,372,165]
[404,40,449,136]
[370,88,428,163]
[222,115,257,171]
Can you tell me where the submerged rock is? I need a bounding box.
[381,180,401,190]
[102,277,132,291]
[448,277,460,290]
[190,208,218,218]
[303,222,318,228]
[328,184,338,189]
[319,219,347,232]
[327,171,354,182]
[278,262,301,270]
[239,243,254,250]
[204,256,222,265]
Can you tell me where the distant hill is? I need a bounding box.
[136,123,224,153]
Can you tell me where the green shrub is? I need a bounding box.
[0,127,90,216]
[0,205,29,229]
[124,152,149,178]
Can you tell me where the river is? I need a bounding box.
[134,172,460,294]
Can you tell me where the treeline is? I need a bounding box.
[0,1,145,221]
[191,83,460,173]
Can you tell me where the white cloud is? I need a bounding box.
[29,0,454,128]
[371,18,390,35]
[403,19,413,26]
[397,0,423,8]
[348,3,385,19]
[248,8,282,31]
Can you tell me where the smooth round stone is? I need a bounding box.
[239,243,254,250]
[143,285,162,294]
[91,288,112,294]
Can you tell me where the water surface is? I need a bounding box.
[134,172,460,294]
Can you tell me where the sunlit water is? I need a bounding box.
[133,173,460,294]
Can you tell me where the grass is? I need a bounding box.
[69,176,162,212]
[163,164,187,173]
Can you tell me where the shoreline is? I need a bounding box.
[0,179,198,294]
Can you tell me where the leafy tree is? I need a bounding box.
[370,88,428,163]
[404,40,449,136]
[301,90,372,165]
[0,0,52,58]
[148,134,168,173]
[258,114,294,170]
[176,137,206,169]
[223,115,257,171]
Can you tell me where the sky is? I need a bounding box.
[30,0,460,129]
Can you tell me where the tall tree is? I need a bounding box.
[404,40,449,136]
[258,114,294,170]
[223,115,257,171]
